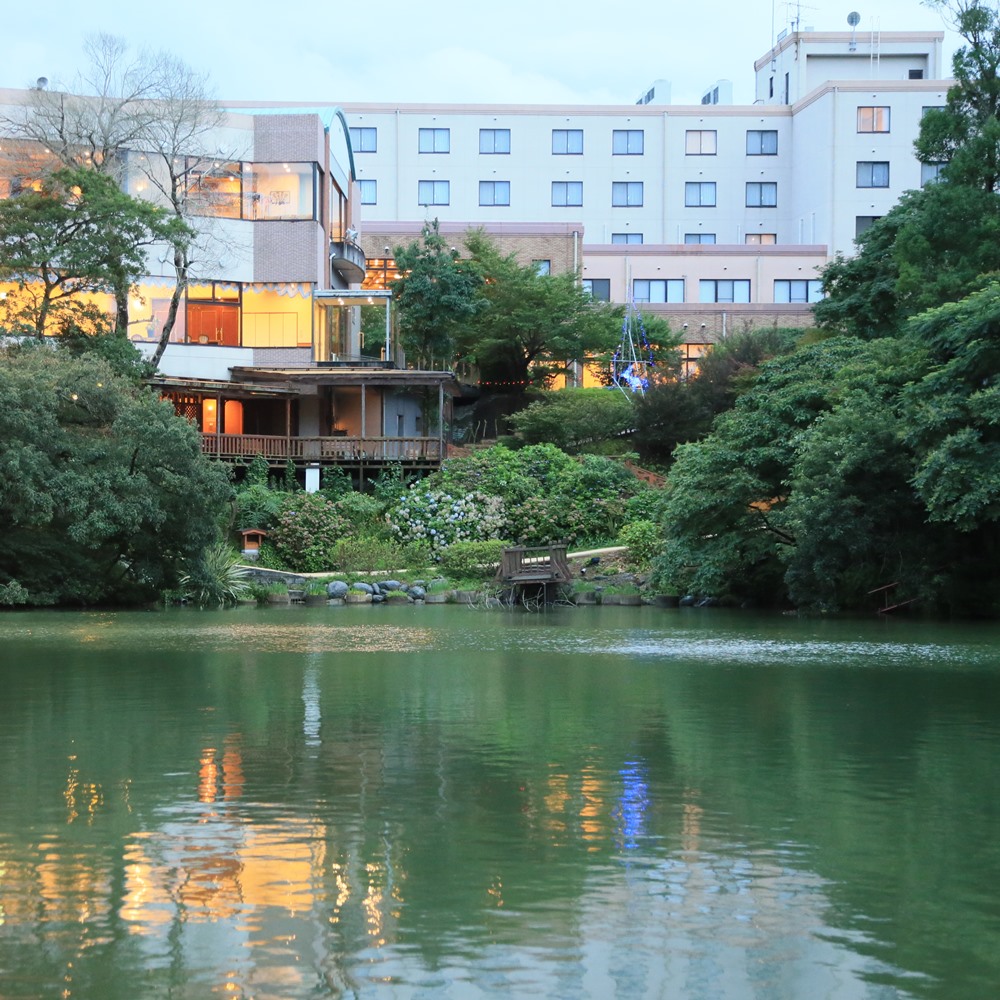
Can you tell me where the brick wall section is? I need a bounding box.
[254,115,326,164]
[254,221,326,282]
[359,223,584,275]
[252,347,314,368]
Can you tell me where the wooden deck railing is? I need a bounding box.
[497,545,573,584]
[201,433,443,463]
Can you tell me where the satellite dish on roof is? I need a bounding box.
[847,11,861,26]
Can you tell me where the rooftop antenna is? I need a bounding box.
[848,11,860,51]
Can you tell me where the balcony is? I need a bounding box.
[330,240,366,283]
[201,433,443,466]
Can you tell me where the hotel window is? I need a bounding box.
[922,105,945,117]
[685,181,716,207]
[613,129,644,155]
[612,181,643,206]
[358,179,377,205]
[699,279,750,303]
[746,129,778,155]
[552,181,583,206]
[480,128,511,154]
[684,233,716,244]
[553,129,584,154]
[774,279,824,303]
[746,181,777,207]
[857,161,890,188]
[633,278,685,303]
[582,278,611,301]
[534,259,551,276]
[479,180,510,206]
[745,233,777,245]
[856,215,881,238]
[418,128,450,153]
[685,130,717,155]
[349,127,377,152]
[611,232,643,244]
[417,179,450,205]
[921,162,946,186]
[857,106,890,133]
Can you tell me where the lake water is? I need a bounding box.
[0,604,998,999]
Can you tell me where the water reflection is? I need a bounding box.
[0,607,998,998]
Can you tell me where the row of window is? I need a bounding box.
[353,125,781,157]
[580,277,822,304]
[350,108,906,161]
[358,178,784,208]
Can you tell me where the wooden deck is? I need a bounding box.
[201,433,443,466]
[497,545,574,585]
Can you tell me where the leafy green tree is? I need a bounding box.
[508,387,635,452]
[815,183,1000,339]
[0,167,183,338]
[0,344,230,606]
[654,338,926,605]
[461,230,623,391]
[632,326,800,465]
[391,219,484,368]
[916,0,1000,192]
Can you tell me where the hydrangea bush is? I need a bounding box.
[386,488,508,554]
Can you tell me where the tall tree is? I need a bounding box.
[461,230,622,391]
[916,0,1000,191]
[391,219,484,368]
[3,33,232,357]
[0,166,185,338]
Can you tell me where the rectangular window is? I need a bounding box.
[613,129,644,155]
[685,181,716,207]
[684,233,716,244]
[417,179,450,206]
[746,129,778,155]
[245,162,317,221]
[774,279,824,303]
[552,128,584,154]
[611,232,643,244]
[349,127,376,152]
[358,178,377,205]
[534,259,551,276]
[856,215,881,238]
[857,161,890,188]
[921,162,946,186]
[480,128,510,154]
[612,181,643,206]
[745,233,777,245]
[857,106,891,133]
[685,130,717,155]
[186,160,243,219]
[552,180,583,206]
[582,278,611,301]
[479,180,510,206]
[909,69,925,79]
[633,278,685,303]
[418,127,450,153]
[746,181,778,207]
[699,279,750,303]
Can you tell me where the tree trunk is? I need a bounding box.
[149,245,188,370]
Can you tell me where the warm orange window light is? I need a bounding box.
[202,399,217,434]
[224,400,243,434]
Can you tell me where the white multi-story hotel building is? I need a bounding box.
[340,27,949,358]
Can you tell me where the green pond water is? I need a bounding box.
[0,604,998,999]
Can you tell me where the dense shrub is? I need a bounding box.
[386,488,508,553]
[331,536,407,572]
[234,483,284,532]
[270,493,349,572]
[437,540,506,579]
[617,519,662,568]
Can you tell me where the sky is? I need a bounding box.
[5,0,959,108]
